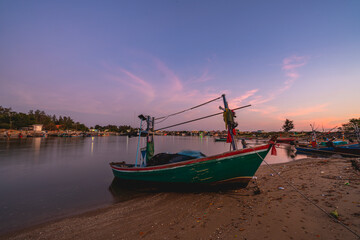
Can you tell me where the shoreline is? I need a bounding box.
[2,157,360,240]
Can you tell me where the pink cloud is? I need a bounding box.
[240,55,309,108]
[249,94,275,105]
[249,106,279,115]
[153,58,183,92]
[282,55,308,70]
[285,72,299,78]
[283,103,328,118]
[274,55,310,95]
[107,67,155,101]
[282,55,308,83]
[230,89,258,107]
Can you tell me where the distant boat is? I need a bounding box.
[296,143,360,158]
[318,140,347,146]
[214,137,227,142]
[295,124,359,157]
[339,143,360,149]
[110,94,273,187]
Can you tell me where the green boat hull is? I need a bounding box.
[111,145,270,186]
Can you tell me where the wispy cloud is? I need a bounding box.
[153,58,183,92]
[248,94,275,105]
[282,55,308,70]
[246,55,309,107]
[188,69,212,83]
[103,56,225,121]
[106,67,155,102]
[249,106,279,115]
[284,103,329,118]
[281,55,308,91]
[231,89,258,107]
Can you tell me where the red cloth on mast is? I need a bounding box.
[271,145,277,155]
[226,129,232,143]
[226,129,237,143]
[269,141,277,156]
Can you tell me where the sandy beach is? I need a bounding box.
[2,157,359,240]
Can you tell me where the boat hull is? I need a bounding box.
[110,144,271,186]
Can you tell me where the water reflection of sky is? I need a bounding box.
[0,136,306,234]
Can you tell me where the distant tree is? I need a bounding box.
[60,116,74,130]
[0,106,11,127]
[76,123,89,132]
[342,118,360,131]
[118,125,132,133]
[44,122,57,131]
[282,119,294,132]
[106,125,119,132]
[94,124,102,130]
[12,112,35,129]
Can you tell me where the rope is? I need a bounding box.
[155,116,169,124]
[155,104,251,131]
[155,96,222,121]
[252,145,360,239]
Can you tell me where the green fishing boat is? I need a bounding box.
[110,94,274,187]
[110,144,271,186]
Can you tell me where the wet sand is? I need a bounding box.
[2,157,360,240]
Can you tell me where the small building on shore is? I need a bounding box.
[33,124,43,132]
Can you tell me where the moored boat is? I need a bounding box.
[214,137,227,142]
[110,94,273,187]
[296,143,360,158]
[110,144,271,186]
[295,123,360,157]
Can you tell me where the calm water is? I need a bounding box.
[0,136,306,234]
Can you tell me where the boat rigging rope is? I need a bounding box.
[154,104,251,131]
[252,146,360,239]
[155,96,222,121]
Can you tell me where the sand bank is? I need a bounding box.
[2,157,360,240]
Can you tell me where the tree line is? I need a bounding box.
[281,118,360,132]
[0,106,88,131]
[93,124,134,133]
[0,106,136,133]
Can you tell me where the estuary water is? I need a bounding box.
[0,136,306,234]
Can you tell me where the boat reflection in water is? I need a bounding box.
[108,178,154,203]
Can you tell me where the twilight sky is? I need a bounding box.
[0,0,359,131]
